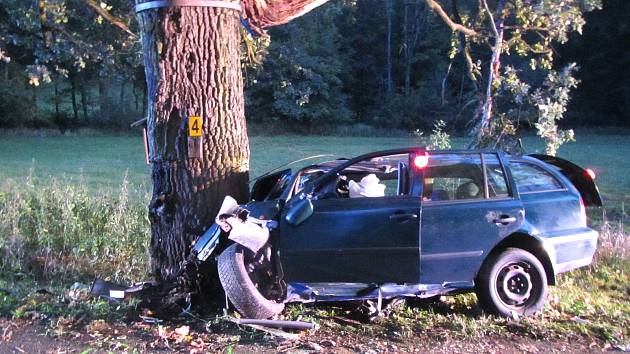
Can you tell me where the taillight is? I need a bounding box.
[414,152,429,169]
[579,197,587,226]
[585,168,596,180]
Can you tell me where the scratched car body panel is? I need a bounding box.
[200,148,602,318]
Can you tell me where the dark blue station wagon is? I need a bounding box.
[197,148,602,319]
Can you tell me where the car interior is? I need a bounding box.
[285,153,506,202]
[421,156,486,202]
[299,154,410,199]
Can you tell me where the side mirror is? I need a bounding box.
[284,198,314,226]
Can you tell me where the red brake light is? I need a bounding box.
[414,152,429,169]
[585,168,596,180]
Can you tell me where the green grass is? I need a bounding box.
[0,135,151,193]
[0,175,149,284]
[1,132,628,202]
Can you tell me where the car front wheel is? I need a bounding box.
[476,248,548,317]
[217,243,284,319]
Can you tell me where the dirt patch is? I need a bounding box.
[0,317,614,354]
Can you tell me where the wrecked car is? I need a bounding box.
[191,148,602,319]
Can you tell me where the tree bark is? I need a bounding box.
[425,0,477,37]
[242,0,329,33]
[136,2,250,281]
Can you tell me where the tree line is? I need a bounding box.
[0,0,626,135]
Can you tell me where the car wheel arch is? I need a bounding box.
[478,233,556,286]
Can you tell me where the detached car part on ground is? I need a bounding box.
[192,148,602,319]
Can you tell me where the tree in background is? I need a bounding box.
[0,0,140,128]
[337,0,454,131]
[244,2,352,130]
[559,0,630,128]
[426,0,602,154]
[2,0,618,137]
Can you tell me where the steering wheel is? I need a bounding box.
[336,176,349,198]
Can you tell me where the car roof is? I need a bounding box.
[305,158,400,174]
[309,147,505,170]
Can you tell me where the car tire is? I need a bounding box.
[217,243,284,319]
[476,247,548,317]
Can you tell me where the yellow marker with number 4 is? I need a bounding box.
[189,116,202,137]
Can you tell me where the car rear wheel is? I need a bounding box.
[476,248,547,317]
[217,243,284,319]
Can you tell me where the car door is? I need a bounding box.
[419,153,525,284]
[277,154,421,284]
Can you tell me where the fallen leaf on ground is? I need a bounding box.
[304,341,322,351]
[175,325,190,336]
[86,319,109,333]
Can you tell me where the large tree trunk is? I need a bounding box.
[136,2,250,281]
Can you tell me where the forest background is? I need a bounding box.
[1,0,627,135]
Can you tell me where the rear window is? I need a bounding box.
[510,161,564,193]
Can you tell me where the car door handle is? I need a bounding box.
[389,213,418,221]
[494,216,516,224]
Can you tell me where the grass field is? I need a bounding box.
[1,132,629,205]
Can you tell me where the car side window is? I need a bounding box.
[510,161,564,193]
[333,153,410,198]
[423,154,485,202]
[483,154,509,198]
[294,170,323,195]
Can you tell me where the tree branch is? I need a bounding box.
[242,0,330,34]
[451,0,479,88]
[425,0,478,37]
[82,0,136,38]
[481,0,498,38]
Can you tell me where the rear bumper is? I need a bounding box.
[541,228,598,274]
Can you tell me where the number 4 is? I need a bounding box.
[189,116,202,137]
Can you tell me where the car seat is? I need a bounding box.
[431,189,449,201]
[455,182,480,199]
